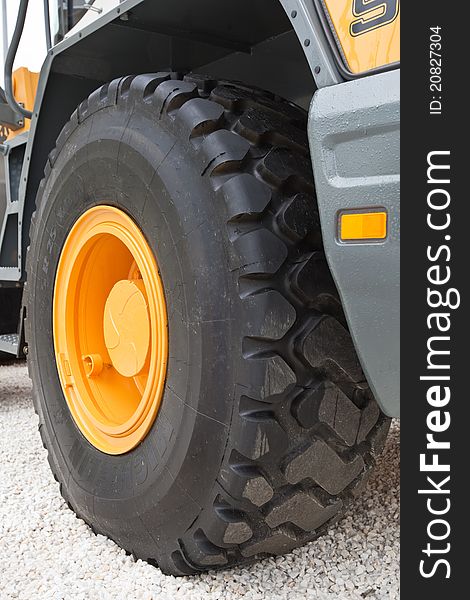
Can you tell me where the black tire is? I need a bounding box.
[26,73,390,575]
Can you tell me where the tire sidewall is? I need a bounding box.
[28,102,236,551]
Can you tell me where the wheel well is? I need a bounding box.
[22,0,315,263]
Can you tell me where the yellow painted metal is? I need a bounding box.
[53,206,168,455]
[322,0,400,74]
[6,67,39,140]
[340,211,387,240]
[103,279,151,378]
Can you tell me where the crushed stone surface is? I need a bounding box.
[0,362,399,599]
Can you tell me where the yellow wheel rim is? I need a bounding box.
[53,206,168,454]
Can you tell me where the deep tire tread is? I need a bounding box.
[26,72,390,576]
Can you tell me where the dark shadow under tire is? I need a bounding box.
[0,353,16,364]
[26,73,390,575]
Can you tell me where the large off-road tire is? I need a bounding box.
[26,73,390,575]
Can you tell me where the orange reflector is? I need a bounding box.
[340,212,387,241]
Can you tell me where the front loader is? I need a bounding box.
[0,0,399,575]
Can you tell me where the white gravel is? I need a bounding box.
[0,362,399,600]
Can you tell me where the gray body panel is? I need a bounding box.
[308,70,400,417]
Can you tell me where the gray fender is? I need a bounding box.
[308,70,400,417]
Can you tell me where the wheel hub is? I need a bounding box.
[103,279,150,378]
[53,206,168,455]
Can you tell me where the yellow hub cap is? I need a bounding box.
[53,206,168,455]
[103,279,151,378]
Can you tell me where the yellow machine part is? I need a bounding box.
[322,0,400,75]
[6,67,39,141]
[53,206,169,455]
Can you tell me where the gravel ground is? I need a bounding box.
[0,362,399,600]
